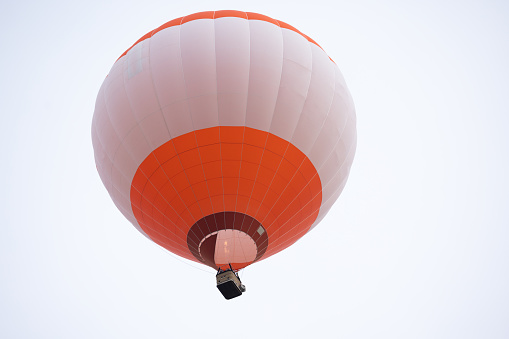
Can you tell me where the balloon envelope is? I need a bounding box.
[92,10,356,270]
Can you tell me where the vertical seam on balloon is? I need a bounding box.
[97,66,158,239]
[92,128,111,192]
[254,30,314,236]
[249,21,287,234]
[100,81,125,193]
[234,18,256,239]
[207,13,222,235]
[242,19,284,235]
[179,21,215,236]
[278,46,338,232]
[247,26,311,238]
[213,12,228,235]
[318,118,356,193]
[103,60,146,213]
[118,43,196,242]
[307,102,356,232]
[233,14,251,233]
[146,28,210,236]
[144,27,209,242]
[177,18,216,236]
[119,43,161,229]
[146,28,172,155]
[94,96,149,239]
[305,73,353,178]
[162,53,213,237]
[198,16,220,235]
[262,58,338,233]
[93,89,115,194]
[144,25,186,242]
[300,56,339,232]
[179,19,216,237]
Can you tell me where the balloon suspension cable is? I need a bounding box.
[156,245,215,274]
[216,263,232,273]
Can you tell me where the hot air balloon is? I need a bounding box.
[92,10,356,299]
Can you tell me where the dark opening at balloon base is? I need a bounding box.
[216,267,246,300]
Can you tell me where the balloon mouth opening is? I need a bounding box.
[199,230,257,268]
[187,212,268,270]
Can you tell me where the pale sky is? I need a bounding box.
[1,0,508,338]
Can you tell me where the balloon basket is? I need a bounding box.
[216,265,246,300]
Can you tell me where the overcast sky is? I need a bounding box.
[1,0,508,338]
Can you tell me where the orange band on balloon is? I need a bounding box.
[118,10,326,61]
[130,126,322,267]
